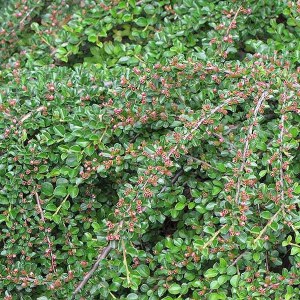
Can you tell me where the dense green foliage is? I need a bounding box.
[0,1,299,299]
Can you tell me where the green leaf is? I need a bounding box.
[270,221,279,231]
[104,42,114,55]
[256,142,267,151]
[0,215,7,223]
[158,286,166,297]
[144,4,155,14]
[84,145,95,156]
[68,185,79,198]
[204,268,219,278]
[0,164,6,176]
[69,145,81,152]
[227,266,236,275]
[237,232,247,244]
[259,170,267,178]
[53,125,65,137]
[76,139,89,147]
[53,214,62,224]
[217,275,229,285]
[289,127,299,138]
[204,226,215,235]
[0,196,9,204]
[46,203,57,211]
[212,186,222,196]
[210,280,220,290]
[175,202,185,210]
[66,154,81,167]
[253,252,260,262]
[168,283,181,295]
[216,163,226,172]
[54,186,67,197]
[285,286,294,300]
[219,258,228,268]
[136,265,150,277]
[291,246,300,255]
[208,293,226,300]
[294,185,300,194]
[30,22,40,32]
[88,34,98,43]
[41,182,54,196]
[163,51,176,58]
[230,275,240,287]
[260,211,272,219]
[127,293,138,300]
[62,200,70,210]
[135,17,148,27]
[250,226,261,234]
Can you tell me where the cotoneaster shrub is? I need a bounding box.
[0,1,299,300]
[0,1,299,67]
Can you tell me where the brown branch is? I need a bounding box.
[168,98,234,160]
[19,106,46,124]
[265,251,269,272]
[159,168,184,195]
[230,252,245,267]
[2,111,11,118]
[71,244,113,299]
[254,204,284,244]
[201,224,227,250]
[254,96,287,243]
[34,192,56,273]
[226,6,242,36]
[279,114,286,205]
[19,3,40,29]
[234,91,268,203]
[216,5,242,55]
[71,220,124,298]
[158,99,236,195]
[184,155,220,171]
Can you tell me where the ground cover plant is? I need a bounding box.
[0,0,299,299]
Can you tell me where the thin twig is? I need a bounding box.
[19,106,46,124]
[234,92,268,203]
[167,98,234,160]
[265,251,269,272]
[212,132,236,151]
[254,204,284,244]
[171,169,184,184]
[53,194,70,216]
[122,239,131,285]
[130,133,140,143]
[19,3,41,29]
[226,6,242,36]
[257,104,288,249]
[34,192,56,273]
[159,99,236,196]
[217,5,242,55]
[224,125,239,135]
[229,252,245,267]
[184,155,219,171]
[254,99,287,245]
[71,244,113,299]
[201,224,227,250]
[159,168,184,195]
[278,113,286,206]
[71,220,124,298]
